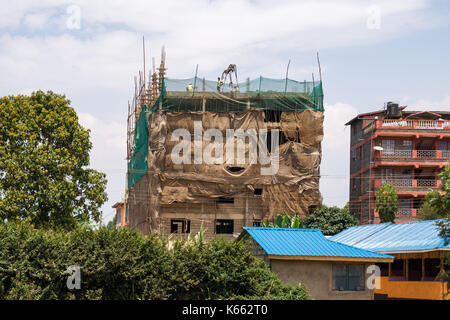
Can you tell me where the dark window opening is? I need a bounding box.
[216,219,234,234]
[376,263,389,277]
[408,259,422,281]
[390,259,404,279]
[266,130,288,152]
[332,264,365,291]
[280,131,289,144]
[308,205,317,214]
[170,219,191,234]
[424,258,441,280]
[217,197,234,204]
[225,166,245,174]
[253,220,261,227]
[254,188,262,196]
[264,110,282,122]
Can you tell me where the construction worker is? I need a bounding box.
[186,82,193,92]
[217,77,223,92]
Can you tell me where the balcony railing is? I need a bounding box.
[382,150,413,158]
[375,178,440,189]
[417,150,436,158]
[381,119,414,127]
[397,208,415,217]
[379,149,450,159]
[377,119,449,130]
[381,178,412,187]
[416,120,439,129]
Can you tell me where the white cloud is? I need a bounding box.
[78,113,127,222]
[0,0,439,87]
[406,95,450,112]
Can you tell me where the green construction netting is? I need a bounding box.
[127,77,324,189]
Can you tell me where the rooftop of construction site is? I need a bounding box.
[127,47,324,118]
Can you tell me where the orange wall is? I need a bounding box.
[375,276,448,300]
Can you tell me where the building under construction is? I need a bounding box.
[125,49,325,239]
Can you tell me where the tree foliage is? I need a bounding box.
[417,198,443,221]
[375,184,398,223]
[262,211,301,228]
[301,205,359,236]
[262,206,358,236]
[427,167,450,243]
[424,167,450,297]
[0,91,107,230]
[0,221,310,300]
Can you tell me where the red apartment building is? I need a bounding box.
[346,102,450,224]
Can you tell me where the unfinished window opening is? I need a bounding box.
[253,220,261,227]
[217,197,234,204]
[216,219,234,234]
[280,131,289,144]
[263,110,282,122]
[225,166,245,174]
[253,188,262,196]
[170,219,191,234]
[266,130,287,152]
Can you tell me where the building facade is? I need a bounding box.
[346,103,450,224]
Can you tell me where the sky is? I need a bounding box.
[1,0,450,223]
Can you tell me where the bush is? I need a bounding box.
[0,222,309,300]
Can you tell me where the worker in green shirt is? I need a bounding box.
[217,77,223,92]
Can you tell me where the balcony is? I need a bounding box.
[378,149,450,160]
[374,178,440,189]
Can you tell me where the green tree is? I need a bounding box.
[427,167,450,221]
[375,184,398,223]
[417,198,442,221]
[427,167,450,242]
[265,212,301,228]
[0,221,310,300]
[106,214,117,229]
[0,91,107,230]
[301,205,359,236]
[426,166,450,297]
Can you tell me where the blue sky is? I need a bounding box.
[1,0,449,222]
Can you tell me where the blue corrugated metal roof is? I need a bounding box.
[329,220,450,253]
[242,227,393,260]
